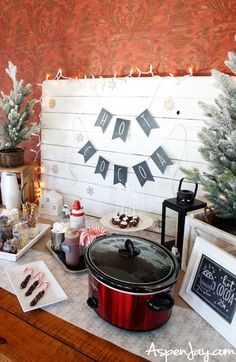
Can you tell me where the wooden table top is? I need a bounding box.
[0,288,148,361]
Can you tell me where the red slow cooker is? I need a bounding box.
[85,234,179,331]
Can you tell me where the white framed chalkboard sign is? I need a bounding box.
[179,237,236,348]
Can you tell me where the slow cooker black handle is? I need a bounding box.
[148,294,174,312]
[119,239,141,258]
[87,297,98,309]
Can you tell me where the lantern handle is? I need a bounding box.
[178,178,198,199]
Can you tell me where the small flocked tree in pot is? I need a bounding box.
[181,52,236,232]
[0,61,40,167]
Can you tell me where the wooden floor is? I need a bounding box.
[0,288,148,361]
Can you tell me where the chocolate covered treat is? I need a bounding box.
[111,212,140,228]
[122,216,129,222]
[30,290,45,306]
[20,274,31,289]
[29,281,48,307]
[130,219,138,227]
[120,221,128,229]
[20,267,33,289]
[25,280,39,296]
[112,217,120,225]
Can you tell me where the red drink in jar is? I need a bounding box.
[62,228,80,266]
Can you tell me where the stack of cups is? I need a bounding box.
[1,172,21,209]
[62,228,80,267]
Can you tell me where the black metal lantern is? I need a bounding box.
[161,179,206,260]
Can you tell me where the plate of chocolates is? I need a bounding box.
[100,211,153,232]
[6,260,68,312]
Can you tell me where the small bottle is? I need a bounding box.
[70,200,85,229]
[62,228,80,267]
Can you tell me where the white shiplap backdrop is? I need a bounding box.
[41,76,218,235]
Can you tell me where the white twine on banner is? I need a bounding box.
[91,67,162,114]
[66,113,189,187]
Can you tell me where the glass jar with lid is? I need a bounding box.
[62,228,80,266]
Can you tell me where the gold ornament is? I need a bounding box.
[86,185,94,196]
[108,79,116,90]
[219,194,228,203]
[51,164,59,174]
[76,133,84,143]
[164,97,175,111]
[48,98,56,109]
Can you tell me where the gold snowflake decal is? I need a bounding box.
[86,185,94,196]
[48,98,56,109]
[164,97,175,111]
[51,164,59,174]
[108,79,116,90]
[76,133,84,143]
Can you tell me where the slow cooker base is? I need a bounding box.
[93,309,172,332]
[85,234,179,332]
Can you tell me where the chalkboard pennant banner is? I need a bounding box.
[112,118,130,143]
[94,108,112,133]
[114,165,128,187]
[136,109,159,137]
[133,161,155,187]
[151,146,173,174]
[78,141,97,163]
[95,156,109,180]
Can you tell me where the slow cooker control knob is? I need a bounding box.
[87,297,98,309]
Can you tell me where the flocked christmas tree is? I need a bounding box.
[181,52,236,220]
[0,61,40,150]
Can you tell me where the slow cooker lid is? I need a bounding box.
[87,234,175,285]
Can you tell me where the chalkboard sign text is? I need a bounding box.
[191,254,236,324]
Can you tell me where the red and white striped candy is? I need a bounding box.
[80,226,107,247]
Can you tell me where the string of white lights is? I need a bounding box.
[29,132,41,162]
[53,69,72,80]
[46,63,193,82]
[136,64,156,77]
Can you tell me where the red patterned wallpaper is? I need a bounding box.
[0,0,236,159]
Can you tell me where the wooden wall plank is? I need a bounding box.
[42,113,203,141]
[42,77,220,98]
[42,95,213,120]
[41,134,204,164]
